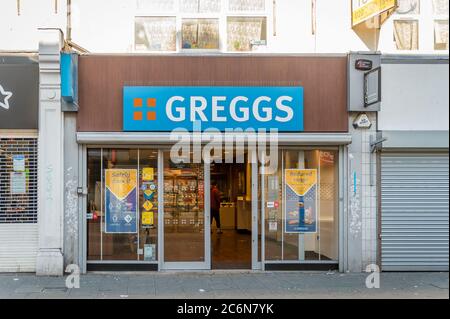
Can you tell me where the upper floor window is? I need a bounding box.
[227,17,267,51]
[182,18,220,49]
[433,0,449,50]
[134,0,269,53]
[180,0,221,13]
[136,0,176,12]
[229,0,265,12]
[396,0,420,14]
[392,0,449,51]
[135,17,177,51]
[394,20,419,50]
[432,0,449,15]
[434,20,449,50]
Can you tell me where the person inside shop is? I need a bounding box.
[211,180,223,234]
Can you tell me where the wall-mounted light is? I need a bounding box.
[17,0,20,15]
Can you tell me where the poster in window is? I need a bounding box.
[10,172,26,195]
[284,169,318,233]
[105,169,138,233]
[13,154,25,172]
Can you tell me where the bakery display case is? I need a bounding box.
[163,167,204,233]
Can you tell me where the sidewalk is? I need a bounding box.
[0,271,448,299]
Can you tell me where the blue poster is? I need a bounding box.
[284,169,318,233]
[105,169,138,233]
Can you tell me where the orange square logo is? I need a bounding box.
[133,98,143,107]
[133,111,143,121]
[147,98,156,107]
[147,111,156,121]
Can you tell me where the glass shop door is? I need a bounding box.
[160,150,211,270]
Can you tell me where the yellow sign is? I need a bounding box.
[143,200,153,211]
[105,169,137,200]
[142,211,154,226]
[285,169,317,196]
[352,0,396,26]
[143,189,154,198]
[142,167,154,181]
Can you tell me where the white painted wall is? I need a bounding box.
[1,0,448,54]
[379,63,450,131]
[0,0,66,51]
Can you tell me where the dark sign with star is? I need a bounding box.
[0,55,39,129]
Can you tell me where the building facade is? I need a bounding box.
[0,0,448,275]
[0,54,39,272]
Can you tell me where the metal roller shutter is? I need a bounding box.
[381,153,449,271]
[0,137,38,272]
[0,224,38,272]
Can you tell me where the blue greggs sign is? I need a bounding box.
[123,86,303,132]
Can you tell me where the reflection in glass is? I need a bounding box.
[394,20,419,50]
[229,0,265,11]
[396,0,420,14]
[182,18,220,49]
[434,20,449,50]
[433,0,449,15]
[227,17,267,51]
[135,17,177,51]
[136,0,176,11]
[180,0,220,13]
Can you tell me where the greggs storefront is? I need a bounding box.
[74,55,351,272]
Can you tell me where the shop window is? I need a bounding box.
[393,20,419,50]
[135,17,177,51]
[0,138,38,223]
[263,149,339,262]
[136,0,176,12]
[227,17,267,51]
[229,0,265,12]
[180,0,220,13]
[182,18,220,49]
[396,0,420,14]
[434,20,449,50]
[87,148,159,262]
[432,0,449,15]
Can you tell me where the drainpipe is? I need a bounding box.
[67,0,72,43]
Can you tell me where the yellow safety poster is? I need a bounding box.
[142,167,154,181]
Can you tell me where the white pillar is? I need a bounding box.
[36,29,64,276]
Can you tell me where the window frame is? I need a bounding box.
[393,18,420,51]
[226,15,268,52]
[387,0,450,53]
[433,19,449,50]
[392,0,421,52]
[134,15,178,53]
[432,0,449,50]
[133,0,270,53]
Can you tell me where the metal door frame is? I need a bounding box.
[259,146,345,271]
[159,150,211,270]
[251,149,262,270]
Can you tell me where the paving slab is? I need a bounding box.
[0,271,448,299]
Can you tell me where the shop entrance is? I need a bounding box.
[83,146,341,271]
[210,160,252,269]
